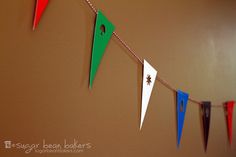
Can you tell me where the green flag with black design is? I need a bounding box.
[89,10,115,88]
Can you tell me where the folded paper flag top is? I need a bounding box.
[89,10,115,88]
[176,90,189,148]
[140,60,157,130]
[201,101,211,151]
[225,101,235,145]
[33,0,49,30]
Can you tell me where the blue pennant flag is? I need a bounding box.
[176,90,189,148]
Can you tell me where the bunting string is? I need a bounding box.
[84,0,224,108]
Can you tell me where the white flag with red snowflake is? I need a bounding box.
[140,60,157,130]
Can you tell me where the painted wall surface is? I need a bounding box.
[0,0,236,156]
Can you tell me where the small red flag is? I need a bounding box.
[225,101,235,145]
[33,0,49,30]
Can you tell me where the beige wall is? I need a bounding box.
[0,0,235,156]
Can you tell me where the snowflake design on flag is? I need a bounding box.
[146,74,152,85]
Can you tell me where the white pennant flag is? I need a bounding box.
[140,60,157,130]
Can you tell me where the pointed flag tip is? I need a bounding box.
[177,142,180,149]
[139,123,143,131]
[33,0,49,31]
[139,116,144,131]
[32,20,37,30]
[204,142,208,152]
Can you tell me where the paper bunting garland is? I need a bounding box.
[33,0,49,30]
[140,60,157,130]
[176,90,189,147]
[89,10,115,88]
[225,101,234,145]
[201,101,211,151]
[28,0,236,149]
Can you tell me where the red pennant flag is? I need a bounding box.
[33,0,49,30]
[225,101,235,145]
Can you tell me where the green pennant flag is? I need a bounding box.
[89,10,115,88]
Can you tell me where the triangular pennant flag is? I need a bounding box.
[89,10,115,88]
[201,101,211,151]
[140,60,157,130]
[225,101,234,145]
[176,90,189,148]
[33,0,49,30]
